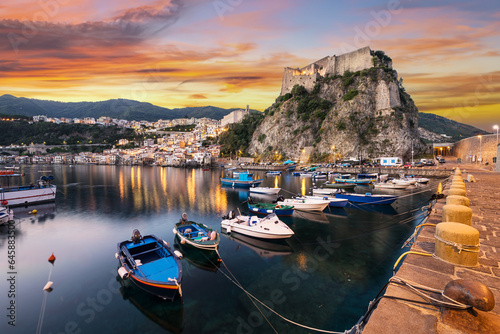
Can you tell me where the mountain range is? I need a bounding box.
[0,94,488,142]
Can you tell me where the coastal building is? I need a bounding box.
[221,105,249,127]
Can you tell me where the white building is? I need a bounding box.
[221,105,250,127]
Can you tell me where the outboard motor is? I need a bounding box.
[247,196,254,204]
[131,229,142,244]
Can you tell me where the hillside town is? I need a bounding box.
[0,107,251,167]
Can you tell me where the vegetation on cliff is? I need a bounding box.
[217,112,265,157]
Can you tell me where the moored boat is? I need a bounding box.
[335,192,397,205]
[297,195,348,208]
[221,172,263,188]
[116,230,183,300]
[0,173,56,206]
[249,187,281,195]
[311,188,341,195]
[221,212,294,239]
[322,182,357,189]
[373,181,410,190]
[248,200,294,217]
[334,177,372,185]
[0,206,13,225]
[276,197,330,212]
[173,215,219,250]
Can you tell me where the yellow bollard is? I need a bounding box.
[442,204,473,225]
[434,222,479,267]
[448,188,467,196]
[446,195,470,207]
[450,183,466,191]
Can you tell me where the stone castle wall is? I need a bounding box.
[280,46,373,95]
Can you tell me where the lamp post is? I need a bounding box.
[332,145,336,165]
[478,135,482,164]
[494,125,499,146]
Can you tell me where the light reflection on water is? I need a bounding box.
[0,165,442,334]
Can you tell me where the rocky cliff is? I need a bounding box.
[248,55,422,163]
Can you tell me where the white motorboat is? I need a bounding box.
[311,188,340,195]
[249,187,281,195]
[299,172,312,177]
[373,181,410,190]
[220,213,294,239]
[391,179,414,186]
[0,206,13,225]
[297,195,348,208]
[277,198,329,212]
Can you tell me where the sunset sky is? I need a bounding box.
[1,0,499,130]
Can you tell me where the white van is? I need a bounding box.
[379,157,403,167]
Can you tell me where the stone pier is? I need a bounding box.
[363,162,500,333]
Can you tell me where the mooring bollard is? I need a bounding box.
[442,204,473,225]
[434,222,479,266]
[446,195,470,207]
[448,187,467,197]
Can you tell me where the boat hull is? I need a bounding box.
[221,178,263,188]
[248,203,294,216]
[322,183,357,189]
[334,178,372,185]
[302,196,348,208]
[277,199,329,212]
[336,193,397,205]
[0,186,57,206]
[249,187,281,195]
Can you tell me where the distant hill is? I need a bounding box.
[418,112,488,142]
[0,94,254,121]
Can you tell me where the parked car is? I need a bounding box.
[426,160,435,166]
[403,163,412,168]
[414,161,424,167]
[439,158,446,163]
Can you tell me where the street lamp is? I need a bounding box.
[494,125,499,146]
[478,135,482,164]
[332,145,336,165]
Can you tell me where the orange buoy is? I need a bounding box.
[48,253,56,264]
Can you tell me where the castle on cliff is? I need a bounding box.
[280,46,391,95]
[280,46,401,115]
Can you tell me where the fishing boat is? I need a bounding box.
[322,182,357,189]
[335,192,397,205]
[0,206,13,225]
[0,172,56,206]
[373,181,410,190]
[266,171,282,176]
[406,175,430,184]
[220,212,294,239]
[221,172,263,188]
[296,195,348,208]
[247,200,294,217]
[249,187,281,195]
[173,218,220,250]
[311,172,328,179]
[116,230,183,300]
[276,197,330,212]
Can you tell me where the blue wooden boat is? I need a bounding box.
[248,201,294,217]
[221,172,263,188]
[335,192,397,205]
[116,230,183,300]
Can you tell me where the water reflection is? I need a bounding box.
[118,276,184,333]
[174,238,221,272]
[221,231,293,258]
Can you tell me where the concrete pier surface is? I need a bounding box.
[363,162,500,333]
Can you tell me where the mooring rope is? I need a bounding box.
[213,249,350,334]
[36,265,53,334]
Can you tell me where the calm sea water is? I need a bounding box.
[0,165,441,334]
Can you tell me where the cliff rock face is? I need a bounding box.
[248,60,421,162]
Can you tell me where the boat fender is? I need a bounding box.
[174,250,183,259]
[118,267,129,280]
[210,231,217,240]
[180,239,186,244]
[43,281,53,291]
[135,259,142,266]
[172,228,176,235]
[114,252,119,259]
[226,225,231,233]
[163,240,169,247]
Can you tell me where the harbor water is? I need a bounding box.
[0,165,442,333]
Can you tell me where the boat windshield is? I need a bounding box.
[264,213,278,221]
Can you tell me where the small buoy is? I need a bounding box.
[117,267,129,279]
[48,253,56,264]
[32,209,38,215]
[174,250,183,259]
[43,281,53,291]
